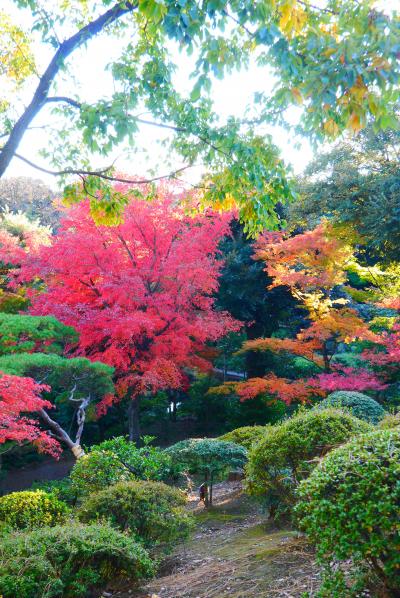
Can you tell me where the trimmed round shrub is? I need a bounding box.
[378,411,400,430]
[0,490,69,529]
[165,438,247,476]
[0,522,154,598]
[78,480,192,548]
[296,429,400,596]
[246,408,372,515]
[315,391,385,424]
[70,436,172,496]
[219,425,269,449]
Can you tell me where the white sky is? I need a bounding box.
[2,0,397,188]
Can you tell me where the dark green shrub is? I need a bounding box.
[78,480,192,548]
[219,425,269,449]
[30,478,78,505]
[246,408,372,515]
[315,391,385,424]
[0,490,69,529]
[165,438,247,506]
[296,429,400,597]
[181,374,286,436]
[0,522,154,598]
[70,436,172,496]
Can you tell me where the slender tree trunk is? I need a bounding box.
[0,2,138,177]
[128,398,141,446]
[245,321,275,378]
[172,397,177,422]
[204,471,209,508]
[38,409,85,459]
[322,342,331,373]
[209,472,213,506]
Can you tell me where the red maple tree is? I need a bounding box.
[0,372,61,457]
[21,187,239,441]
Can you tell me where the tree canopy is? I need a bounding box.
[289,126,400,262]
[0,1,399,233]
[0,177,59,229]
[19,185,239,441]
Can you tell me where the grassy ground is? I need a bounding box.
[105,482,321,598]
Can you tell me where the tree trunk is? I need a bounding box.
[0,2,138,177]
[204,471,209,508]
[209,472,213,506]
[38,409,85,459]
[322,342,331,373]
[128,398,141,446]
[245,321,276,378]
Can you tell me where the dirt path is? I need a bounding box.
[105,482,321,598]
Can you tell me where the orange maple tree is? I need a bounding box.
[213,222,385,405]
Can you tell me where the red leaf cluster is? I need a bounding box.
[21,193,240,406]
[235,373,325,404]
[0,372,60,456]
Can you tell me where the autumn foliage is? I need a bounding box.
[0,371,60,456]
[216,221,388,405]
[19,187,238,434]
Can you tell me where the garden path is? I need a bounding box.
[104,482,320,598]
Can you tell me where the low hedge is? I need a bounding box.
[219,425,268,449]
[378,411,400,430]
[70,436,172,497]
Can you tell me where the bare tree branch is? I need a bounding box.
[38,407,84,457]
[74,395,90,446]
[0,125,50,141]
[0,1,139,177]
[297,0,338,14]
[46,96,82,109]
[44,96,230,158]
[13,152,192,184]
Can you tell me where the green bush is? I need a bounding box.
[70,436,172,496]
[165,438,247,506]
[78,480,192,548]
[246,408,372,516]
[70,449,129,496]
[0,522,154,598]
[315,391,385,424]
[0,490,69,529]
[219,425,269,449]
[378,411,400,430]
[296,429,400,597]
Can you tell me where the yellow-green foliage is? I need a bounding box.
[246,408,372,515]
[0,490,69,529]
[378,411,400,430]
[296,429,400,596]
[78,480,193,548]
[219,425,269,449]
